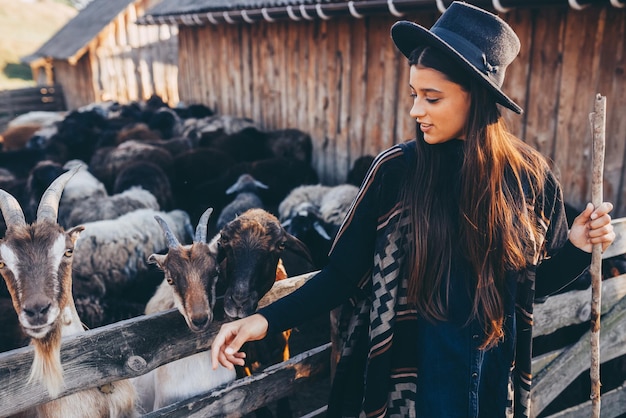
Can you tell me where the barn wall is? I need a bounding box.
[54,55,96,109]
[54,0,179,110]
[176,4,626,216]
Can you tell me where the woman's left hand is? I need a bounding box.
[568,202,616,253]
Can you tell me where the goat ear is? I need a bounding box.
[67,225,85,244]
[148,253,166,267]
[283,232,314,265]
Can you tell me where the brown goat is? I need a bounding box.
[135,208,235,412]
[0,167,137,417]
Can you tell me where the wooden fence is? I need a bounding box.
[0,85,67,132]
[0,221,625,418]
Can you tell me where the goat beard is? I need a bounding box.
[29,323,64,398]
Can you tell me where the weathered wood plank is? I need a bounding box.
[533,273,626,337]
[530,290,626,416]
[553,6,604,208]
[544,380,626,418]
[0,272,317,417]
[143,343,331,418]
[603,217,626,260]
[521,7,565,160]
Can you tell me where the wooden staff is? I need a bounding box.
[589,93,606,418]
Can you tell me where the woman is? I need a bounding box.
[211,3,616,417]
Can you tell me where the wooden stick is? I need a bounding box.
[589,93,606,418]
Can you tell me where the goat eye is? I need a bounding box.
[64,249,73,257]
[0,261,4,268]
[166,277,174,285]
[277,241,286,250]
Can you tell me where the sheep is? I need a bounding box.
[115,122,162,145]
[182,115,257,142]
[0,124,44,151]
[57,161,108,228]
[199,127,274,163]
[113,161,175,211]
[63,186,160,227]
[0,167,137,417]
[6,110,66,129]
[278,184,358,269]
[70,208,192,328]
[217,158,320,210]
[133,208,236,412]
[346,155,374,187]
[216,174,269,231]
[265,128,313,164]
[89,140,174,192]
[172,103,214,120]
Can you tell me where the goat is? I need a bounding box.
[216,174,269,231]
[0,167,137,417]
[134,208,236,412]
[217,208,315,418]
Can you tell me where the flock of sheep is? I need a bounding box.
[0,95,370,416]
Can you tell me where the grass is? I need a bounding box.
[0,0,77,90]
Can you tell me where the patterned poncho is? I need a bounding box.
[261,140,589,417]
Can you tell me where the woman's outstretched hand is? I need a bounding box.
[211,313,269,370]
[568,202,615,253]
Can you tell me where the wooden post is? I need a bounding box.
[589,93,606,418]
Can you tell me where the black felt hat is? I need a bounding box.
[391,1,523,114]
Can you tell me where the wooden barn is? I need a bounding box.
[21,0,179,110]
[137,0,626,217]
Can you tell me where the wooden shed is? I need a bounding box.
[137,0,626,217]
[22,0,179,110]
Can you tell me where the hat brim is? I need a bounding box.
[391,21,523,114]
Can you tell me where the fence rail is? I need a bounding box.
[0,85,66,131]
[0,225,625,417]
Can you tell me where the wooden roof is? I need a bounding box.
[138,0,620,25]
[22,0,136,65]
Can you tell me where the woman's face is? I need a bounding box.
[409,65,471,144]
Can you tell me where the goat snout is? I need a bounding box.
[23,296,52,322]
[188,311,212,332]
[224,290,259,319]
[20,295,59,336]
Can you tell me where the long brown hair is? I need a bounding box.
[402,46,548,349]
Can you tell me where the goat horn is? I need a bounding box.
[154,215,180,249]
[0,189,26,227]
[194,207,213,243]
[36,165,81,223]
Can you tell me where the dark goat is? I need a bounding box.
[217,208,312,320]
[217,208,313,418]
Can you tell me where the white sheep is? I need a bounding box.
[63,186,160,227]
[70,209,192,312]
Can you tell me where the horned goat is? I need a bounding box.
[0,167,137,417]
[133,208,235,412]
